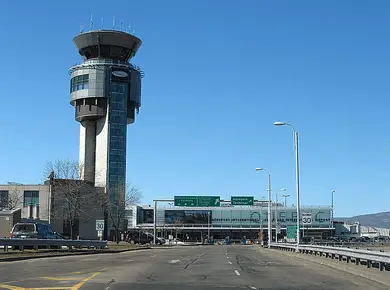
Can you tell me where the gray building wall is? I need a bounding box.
[0,185,50,221]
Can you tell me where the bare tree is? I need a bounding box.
[7,187,23,210]
[44,159,99,239]
[102,183,142,243]
[173,219,184,240]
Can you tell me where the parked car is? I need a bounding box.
[10,221,64,249]
[10,221,59,239]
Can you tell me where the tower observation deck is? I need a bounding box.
[69,29,143,191]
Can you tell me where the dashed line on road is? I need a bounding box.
[248,286,258,290]
[234,270,240,276]
[228,261,232,265]
[80,258,98,261]
[226,256,229,259]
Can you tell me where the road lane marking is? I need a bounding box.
[70,272,101,290]
[80,258,98,261]
[169,260,181,264]
[228,261,232,265]
[226,256,229,259]
[234,270,240,276]
[150,255,156,258]
[41,277,83,281]
[0,286,70,290]
[126,259,134,262]
[249,287,258,290]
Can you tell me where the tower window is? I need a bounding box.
[70,74,89,93]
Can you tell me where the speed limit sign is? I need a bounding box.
[96,220,105,231]
[302,213,312,225]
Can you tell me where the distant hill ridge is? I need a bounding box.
[335,211,390,229]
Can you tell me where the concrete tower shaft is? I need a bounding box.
[69,30,143,187]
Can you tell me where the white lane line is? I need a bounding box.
[150,255,156,258]
[228,261,232,265]
[234,270,240,276]
[227,256,229,259]
[80,258,98,261]
[169,260,181,264]
[126,259,134,262]
[249,287,258,290]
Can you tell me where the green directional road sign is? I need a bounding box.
[174,196,198,207]
[198,196,220,207]
[174,196,221,207]
[286,225,297,239]
[231,196,254,206]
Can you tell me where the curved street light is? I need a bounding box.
[274,121,301,247]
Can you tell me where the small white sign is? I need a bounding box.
[96,220,105,231]
[112,70,128,78]
[302,213,312,225]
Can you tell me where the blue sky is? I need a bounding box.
[1,0,389,217]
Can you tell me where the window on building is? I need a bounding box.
[23,191,39,207]
[0,190,9,208]
[70,74,89,93]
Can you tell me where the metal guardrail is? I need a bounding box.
[269,243,390,271]
[0,238,107,252]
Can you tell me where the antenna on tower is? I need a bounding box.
[90,14,93,31]
[120,21,123,31]
[80,25,84,33]
[126,23,131,33]
[101,18,104,30]
[112,16,116,30]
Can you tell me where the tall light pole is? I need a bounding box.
[275,188,286,242]
[274,121,301,246]
[331,190,336,226]
[255,168,272,247]
[281,194,290,207]
[207,211,211,241]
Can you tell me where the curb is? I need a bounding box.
[265,247,390,287]
[0,247,151,263]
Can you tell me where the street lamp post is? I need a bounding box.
[281,194,290,207]
[153,200,157,245]
[207,211,211,241]
[275,189,286,243]
[255,168,272,247]
[331,190,336,226]
[274,121,301,246]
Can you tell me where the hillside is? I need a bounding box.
[336,211,390,228]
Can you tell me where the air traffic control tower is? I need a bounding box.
[69,29,143,192]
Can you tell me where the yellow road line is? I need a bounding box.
[0,286,71,290]
[28,288,71,290]
[70,272,100,290]
[40,277,83,281]
[0,284,24,290]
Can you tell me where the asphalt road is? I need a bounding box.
[0,245,387,290]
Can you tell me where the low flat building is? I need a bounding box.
[128,203,333,242]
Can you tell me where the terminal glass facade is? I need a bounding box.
[146,206,332,228]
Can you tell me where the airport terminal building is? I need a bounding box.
[128,198,333,242]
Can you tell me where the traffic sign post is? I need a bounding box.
[96,220,104,240]
[302,213,312,225]
[231,196,254,206]
[302,213,312,238]
[174,196,220,207]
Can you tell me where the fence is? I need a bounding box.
[270,243,390,271]
[0,238,107,252]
